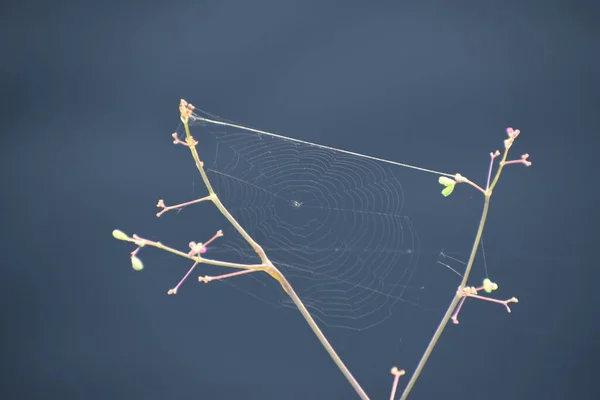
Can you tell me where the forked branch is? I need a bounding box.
[113,100,530,400]
[114,100,371,400]
[398,127,530,400]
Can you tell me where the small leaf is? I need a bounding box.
[438,176,456,186]
[112,229,129,241]
[131,256,144,271]
[441,185,455,197]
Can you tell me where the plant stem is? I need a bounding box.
[180,107,370,400]
[398,195,490,400]
[399,143,511,399]
[177,100,519,400]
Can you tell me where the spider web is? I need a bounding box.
[183,111,430,331]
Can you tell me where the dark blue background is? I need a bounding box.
[2,1,598,399]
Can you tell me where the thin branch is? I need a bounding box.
[114,103,530,400]
[399,127,529,400]
[178,100,371,400]
[389,367,406,400]
[123,234,262,271]
[199,268,258,283]
[156,196,211,217]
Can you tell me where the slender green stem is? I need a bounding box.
[399,196,490,400]
[277,268,371,400]
[399,143,512,399]
[127,235,262,270]
[180,106,370,400]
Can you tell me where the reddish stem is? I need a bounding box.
[389,367,406,400]
[199,268,256,283]
[168,261,199,295]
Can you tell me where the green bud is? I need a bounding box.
[131,256,144,271]
[483,278,498,293]
[112,229,129,241]
[441,185,455,197]
[438,176,456,186]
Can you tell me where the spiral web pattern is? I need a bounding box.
[189,116,422,330]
